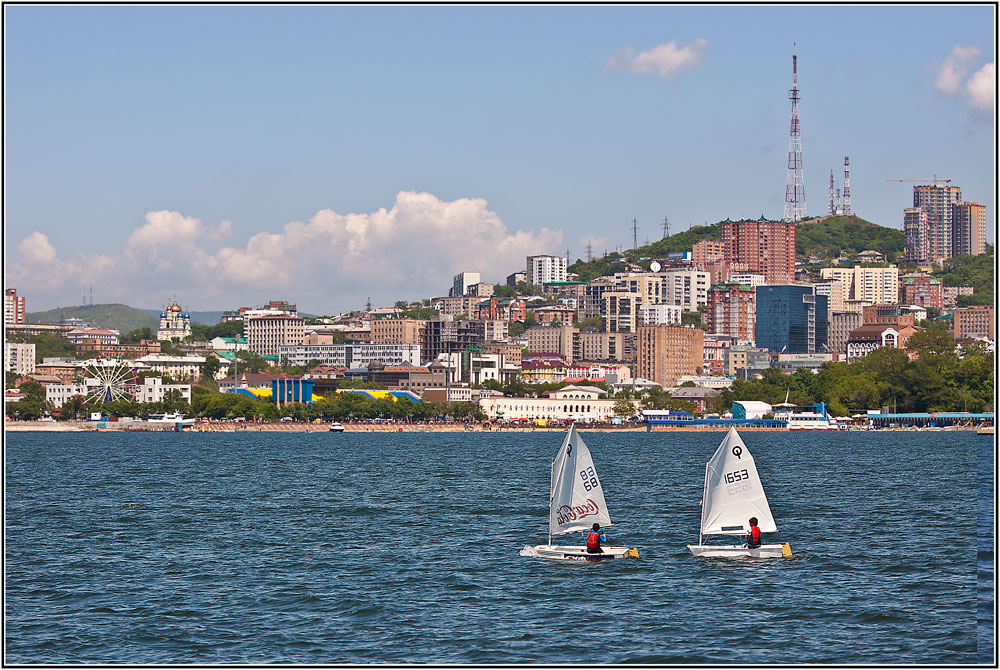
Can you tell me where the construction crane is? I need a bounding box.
[887,175,952,186]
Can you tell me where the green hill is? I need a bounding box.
[795,214,904,262]
[568,214,905,280]
[26,304,158,333]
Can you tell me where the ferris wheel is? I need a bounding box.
[83,360,136,404]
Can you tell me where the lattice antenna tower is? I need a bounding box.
[842,155,851,215]
[365,296,372,312]
[586,240,594,262]
[566,248,571,266]
[661,215,670,239]
[630,218,639,252]
[783,44,807,222]
[828,171,836,215]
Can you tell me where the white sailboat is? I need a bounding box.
[687,428,792,559]
[530,425,638,561]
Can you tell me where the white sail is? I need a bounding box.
[549,425,612,536]
[700,428,776,536]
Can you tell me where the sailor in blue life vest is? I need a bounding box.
[585,522,608,554]
[744,517,762,549]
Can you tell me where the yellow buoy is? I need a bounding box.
[782,542,793,557]
[627,547,639,559]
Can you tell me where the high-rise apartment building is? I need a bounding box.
[706,282,756,345]
[721,218,796,283]
[526,255,567,286]
[636,325,705,387]
[660,269,710,311]
[755,285,828,354]
[913,184,962,262]
[811,279,846,315]
[952,201,988,257]
[903,207,931,262]
[819,266,899,305]
[5,288,27,324]
[451,272,481,297]
[247,315,305,357]
[602,292,643,333]
[692,239,726,265]
[902,184,987,263]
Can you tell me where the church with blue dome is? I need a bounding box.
[157,299,192,341]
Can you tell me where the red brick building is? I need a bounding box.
[900,277,943,311]
[721,218,796,283]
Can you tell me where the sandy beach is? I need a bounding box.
[4,420,946,434]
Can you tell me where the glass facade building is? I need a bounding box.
[754,285,828,354]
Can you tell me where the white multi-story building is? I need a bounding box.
[66,328,121,346]
[247,315,305,356]
[478,385,631,423]
[526,255,567,286]
[451,272,482,297]
[134,354,207,380]
[210,336,249,353]
[638,304,683,326]
[820,266,899,305]
[5,342,36,375]
[728,273,766,288]
[660,269,710,311]
[45,377,191,408]
[130,377,193,404]
[278,343,421,368]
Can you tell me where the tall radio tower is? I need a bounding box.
[828,171,836,215]
[783,44,807,222]
[842,155,851,215]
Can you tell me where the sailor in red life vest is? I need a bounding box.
[744,517,762,549]
[585,522,608,554]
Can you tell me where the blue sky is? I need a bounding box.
[4,4,995,315]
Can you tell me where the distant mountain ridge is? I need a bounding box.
[26,304,227,333]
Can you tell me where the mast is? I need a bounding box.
[699,459,710,546]
[783,43,807,222]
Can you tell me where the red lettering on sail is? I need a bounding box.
[555,498,602,525]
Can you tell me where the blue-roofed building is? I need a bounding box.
[755,285,828,354]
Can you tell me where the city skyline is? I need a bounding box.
[4,4,995,314]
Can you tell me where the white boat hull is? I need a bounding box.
[531,544,638,561]
[687,543,791,559]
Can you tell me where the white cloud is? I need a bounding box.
[932,45,993,116]
[18,232,58,264]
[966,62,996,111]
[607,38,708,81]
[935,44,980,94]
[6,191,564,313]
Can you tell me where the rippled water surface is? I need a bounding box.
[5,430,985,663]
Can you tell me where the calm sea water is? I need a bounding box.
[5,429,987,664]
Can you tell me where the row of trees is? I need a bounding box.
[715,330,993,416]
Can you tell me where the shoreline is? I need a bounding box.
[3,420,986,434]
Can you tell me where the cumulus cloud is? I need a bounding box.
[932,45,993,114]
[6,191,564,313]
[966,62,996,111]
[607,38,708,81]
[935,44,980,94]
